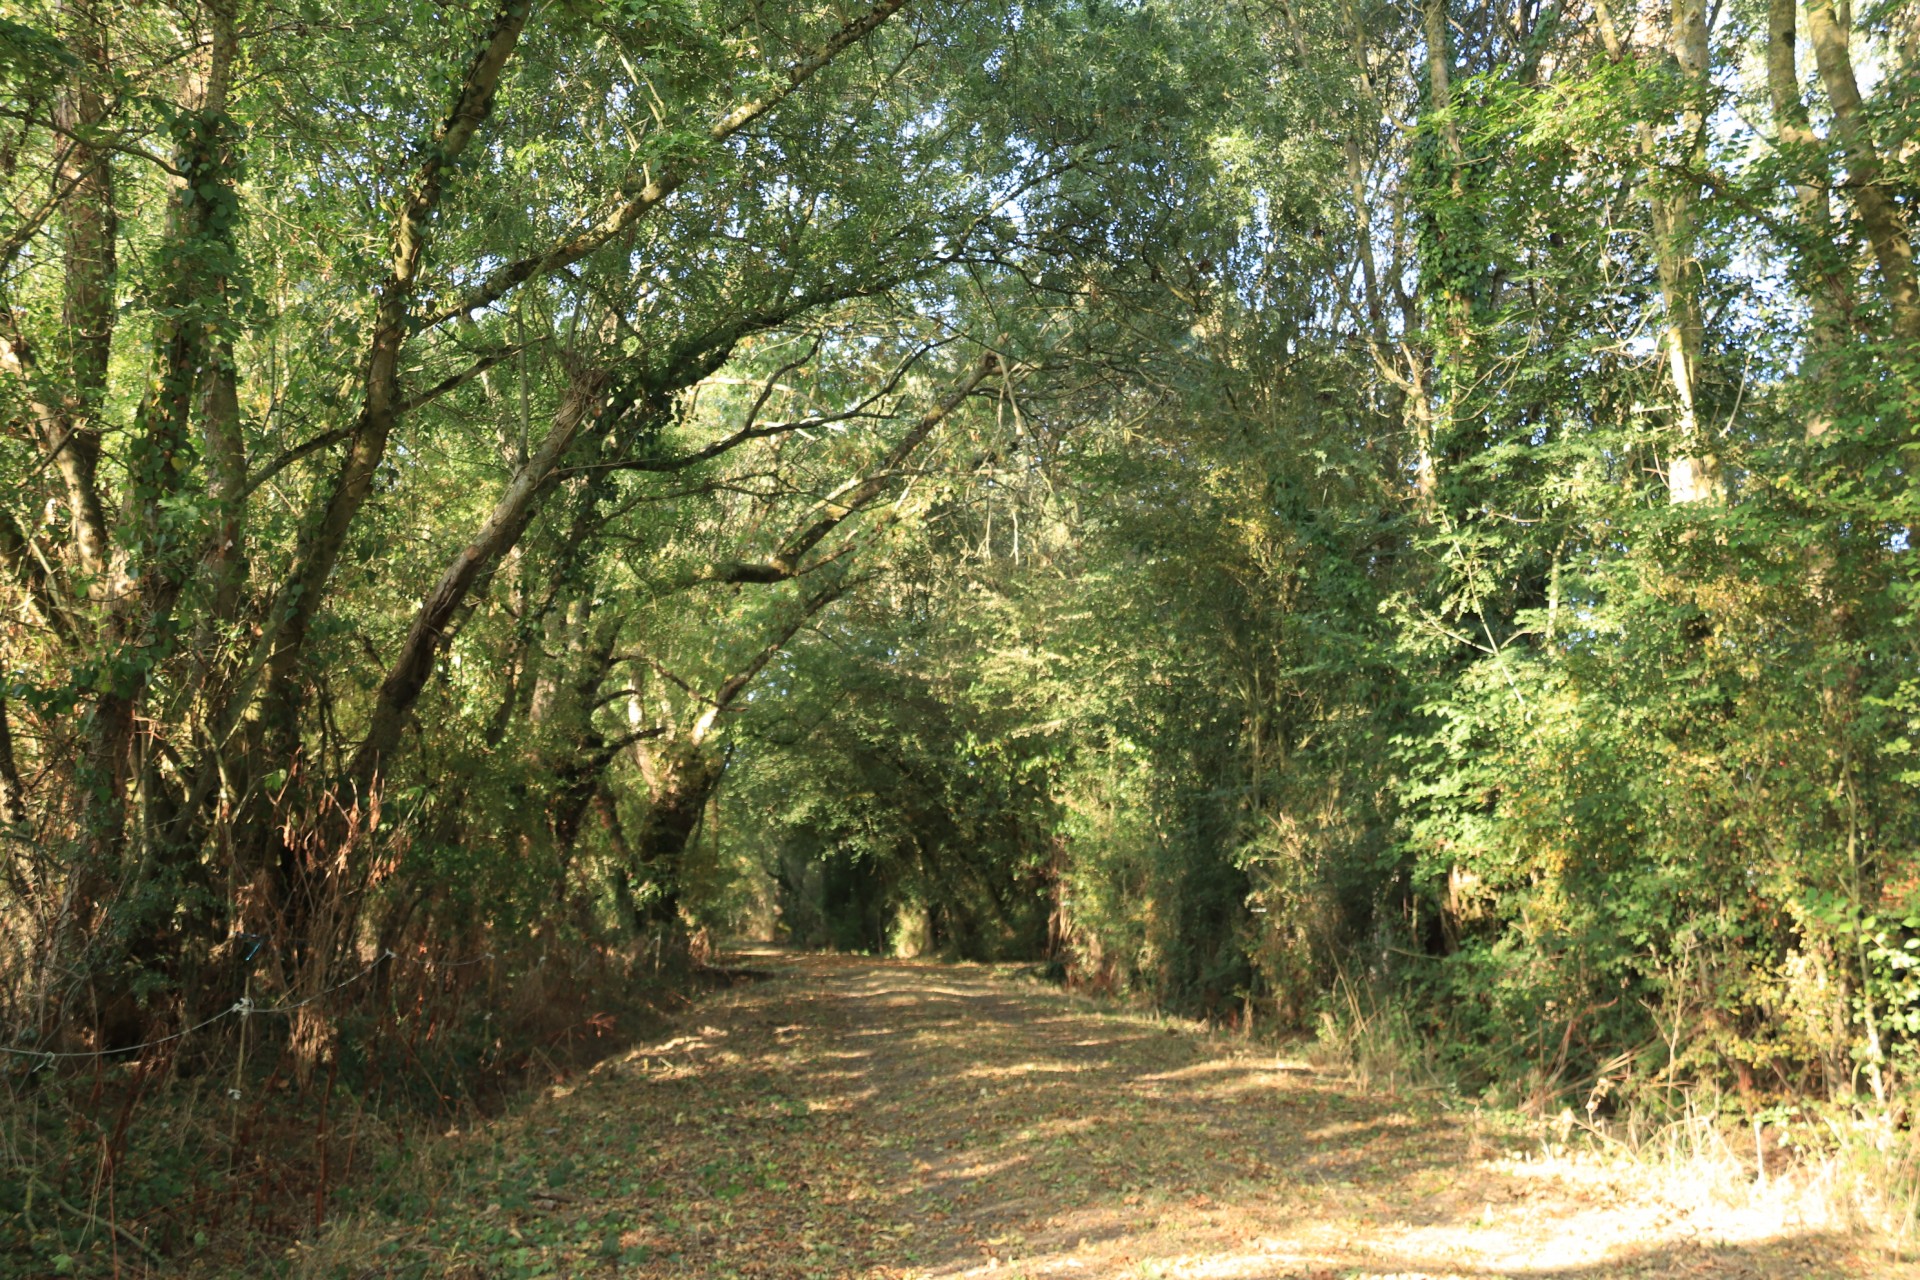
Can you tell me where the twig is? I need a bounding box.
[15,1169,159,1260]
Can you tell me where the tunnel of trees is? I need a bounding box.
[0,0,1917,1171]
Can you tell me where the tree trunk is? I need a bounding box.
[257,0,531,762]
[50,0,115,585]
[348,370,611,794]
[630,740,724,931]
[1657,0,1721,504]
[1594,0,1723,503]
[1767,0,1851,359]
[595,788,646,937]
[1418,0,1471,505]
[196,2,248,626]
[1804,0,1920,342]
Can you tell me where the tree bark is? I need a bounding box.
[1804,0,1920,342]
[0,697,28,828]
[49,0,115,584]
[1658,0,1721,504]
[196,1,247,626]
[629,740,723,931]
[347,370,611,793]
[1767,0,1850,355]
[1593,0,1723,503]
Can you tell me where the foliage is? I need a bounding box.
[2,0,1920,1264]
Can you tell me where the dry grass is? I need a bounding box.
[1304,975,1920,1272]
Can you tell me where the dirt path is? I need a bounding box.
[312,951,1910,1279]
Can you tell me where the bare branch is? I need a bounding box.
[240,426,355,500]
[575,341,943,478]
[395,341,537,416]
[0,507,74,645]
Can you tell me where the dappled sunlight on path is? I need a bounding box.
[329,952,1910,1279]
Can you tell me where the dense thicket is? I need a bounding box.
[0,0,1916,1171]
[721,0,1920,1118]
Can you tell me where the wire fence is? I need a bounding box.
[1,946,498,1067]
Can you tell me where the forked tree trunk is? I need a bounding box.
[629,740,725,932]
[257,0,532,767]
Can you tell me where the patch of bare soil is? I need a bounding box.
[295,951,1914,1279]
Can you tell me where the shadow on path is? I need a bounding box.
[352,950,1912,1280]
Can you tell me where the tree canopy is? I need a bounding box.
[1,0,1917,1173]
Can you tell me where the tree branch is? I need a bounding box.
[422,0,912,328]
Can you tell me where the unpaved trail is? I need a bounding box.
[325,951,1910,1278]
